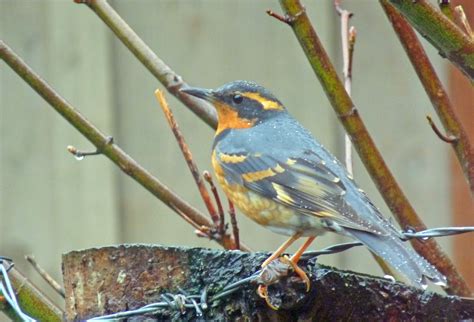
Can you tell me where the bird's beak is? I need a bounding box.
[180,86,215,102]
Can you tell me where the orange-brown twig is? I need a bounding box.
[204,171,226,237]
[228,200,240,251]
[154,90,220,228]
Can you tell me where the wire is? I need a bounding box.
[0,258,36,322]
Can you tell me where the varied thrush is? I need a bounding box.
[181,81,446,302]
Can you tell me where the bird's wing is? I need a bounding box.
[215,146,387,236]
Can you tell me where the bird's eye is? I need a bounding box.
[232,94,243,104]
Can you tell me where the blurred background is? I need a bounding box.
[1,0,473,308]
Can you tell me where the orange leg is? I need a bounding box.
[258,232,302,308]
[287,236,316,291]
[261,233,302,267]
[258,235,315,308]
[290,236,316,263]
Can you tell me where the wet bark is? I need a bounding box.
[62,244,474,321]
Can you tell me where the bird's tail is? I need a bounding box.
[347,229,447,288]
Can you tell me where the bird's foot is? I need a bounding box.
[257,255,311,309]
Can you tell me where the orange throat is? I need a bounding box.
[215,102,256,136]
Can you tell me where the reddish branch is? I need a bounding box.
[275,0,470,296]
[381,0,474,202]
[228,200,240,251]
[203,171,226,238]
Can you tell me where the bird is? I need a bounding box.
[180,80,446,304]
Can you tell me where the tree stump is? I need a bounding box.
[62,244,474,321]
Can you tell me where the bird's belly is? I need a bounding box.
[219,179,327,237]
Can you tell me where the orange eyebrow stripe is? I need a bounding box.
[241,92,283,110]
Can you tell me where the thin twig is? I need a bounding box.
[76,0,217,128]
[266,9,292,25]
[0,40,245,252]
[426,116,458,143]
[25,255,65,298]
[228,200,240,251]
[67,145,101,159]
[203,171,226,238]
[334,0,355,175]
[276,0,469,296]
[66,136,114,160]
[154,90,220,228]
[454,5,474,39]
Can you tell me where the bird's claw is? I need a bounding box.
[281,255,311,292]
[257,285,279,310]
[257,255,311,309]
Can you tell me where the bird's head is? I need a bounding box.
[181,80,286,135]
